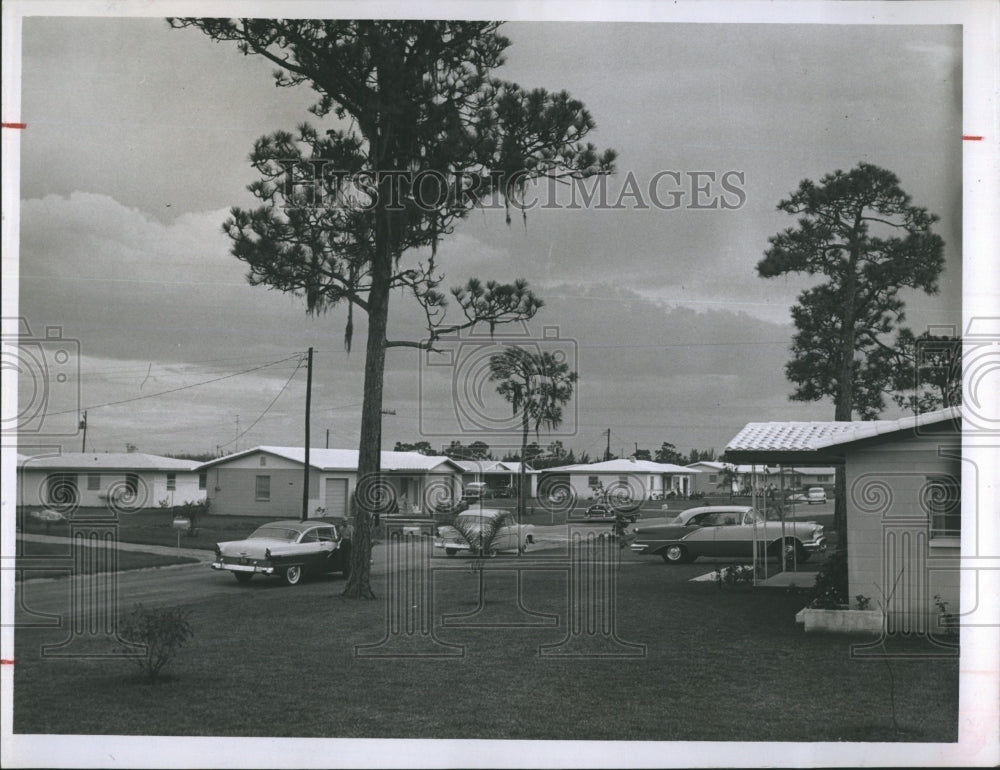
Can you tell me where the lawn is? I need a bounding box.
[13,554,957,742]
[18,509,271,552]
[14,540,200,576]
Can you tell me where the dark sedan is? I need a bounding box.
[629,505,825,564]
[212,519,352,585]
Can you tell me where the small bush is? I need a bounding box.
[714,564,755,588]
[807,547,848,608]
[117,604,194,682]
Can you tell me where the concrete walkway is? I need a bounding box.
[17,532,215,561]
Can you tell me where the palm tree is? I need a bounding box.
[488,347,578,521]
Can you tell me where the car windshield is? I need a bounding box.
[248,526,300,542]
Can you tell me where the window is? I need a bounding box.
[708,474,718,483]
[87,473,101,490]
[316,527,337,543]
[926,474,960,539]
[255,475,271,501]
[260,456,267,467]
[198,471,207,490]
[588,476,599,487]
[166,473,176,490]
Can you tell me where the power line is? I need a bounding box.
[45,354,304,417]
[218,355,305,450]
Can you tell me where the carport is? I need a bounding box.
[724,422,852,586]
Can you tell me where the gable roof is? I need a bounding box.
[541,458,699,474]
[17,452,201,471]
[200,446,464,473]
[725,406,961,463]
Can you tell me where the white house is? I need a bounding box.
[16,452,204,511]
[685,461,834,497]
[726,407,962,630]
[539,458,700,501]
[199,446,464,518]
[453,459,538,497]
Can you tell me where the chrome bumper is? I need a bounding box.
[629,543,650,553]
[803,537,827,553]
[212,561,275,575]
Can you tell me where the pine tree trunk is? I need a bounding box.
[341,216,392,600]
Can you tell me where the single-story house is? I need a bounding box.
[539,458,700,502]
[199,446,464,518]
[725,407,962,630]
[686,461,836,497]
[453,459,538,497]
[16,452,205,511]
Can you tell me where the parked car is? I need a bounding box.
[805,487,827,504]
[434,508,534,557]
[462,481,489,501]
[583,503,640,523]
[212,519,352,585]
[629,505,826,564]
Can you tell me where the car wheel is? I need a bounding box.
[283,565,303,586]
[445,548,458,556]
[234,572,253,584]
[662,545,688,564]
[772,540,804,567]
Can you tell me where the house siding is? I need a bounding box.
[207,466,321,518]
[845,433,961,630]
[203,450,462,517]
[18,468,203,510]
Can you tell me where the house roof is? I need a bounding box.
[200,446,464,473]
[453,459,536,474]
[686,461,778,474]
[725,406,961,463]
[541,458,699,474]
[17,452,201,471]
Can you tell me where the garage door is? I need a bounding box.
[324,478,348,518]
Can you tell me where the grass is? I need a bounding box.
[18,508,270,552]
[15,540,200,576]
[13,554,957,741]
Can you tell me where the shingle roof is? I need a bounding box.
[726,406,961,455]
[542,459,698,474]
[203,446,463,473]
[454,459,536,474]
[17,452,201,471]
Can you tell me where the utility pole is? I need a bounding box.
[79,411,88,452]
[325,428,330,449]
[604,428,611,462]
[301,348,313,521]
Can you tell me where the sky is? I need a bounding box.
[10,11,966,460]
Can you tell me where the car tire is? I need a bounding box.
[283,565,303,586]
[662,545,688,564]
[234,572,253,584]
[771,539,805,566]
[445,548,458,556]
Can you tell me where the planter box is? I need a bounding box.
[795,608,883,634]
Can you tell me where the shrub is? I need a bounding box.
[714,564,755,588]
[807,547,848,608]
[117,604,194,682]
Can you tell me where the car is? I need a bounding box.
[805,487,827,504]
[212,519,352,585]
[629,505,826,564]
[583,503,640,523]
[434,508,534,557]
[462,481,489,501]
